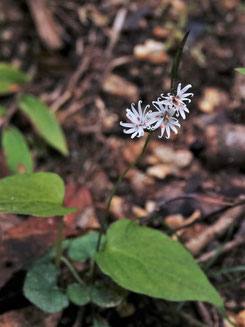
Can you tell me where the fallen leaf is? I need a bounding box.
[103,74,139,102]
[64,182,99,229]
[146,164,173,179]
[236,310,245,327]
[134,39,169,63]
[109,196,127,220]
[198,87,228,113]
[0,307,61,327]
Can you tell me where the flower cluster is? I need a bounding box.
[120,83,193,139]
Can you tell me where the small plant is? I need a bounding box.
[0,32,227,326]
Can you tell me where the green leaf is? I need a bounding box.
[24,263,69,313]
[68,232,106,262]
[2,126,33,174]
[0,106,7,116]
[0,172,76,216]
[95,219,223,308]
[90,280,126,308]
[93,316,110,327]
[0,63,29,94]
[235,68,245,75]
[19,94,68,155]
[67,283,90,306]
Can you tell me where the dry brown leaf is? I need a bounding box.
[126,168,155,193]
[110,195,127,219]
[0,307,61,327]
[198,87,228,113]
[103,74,139,102]
[132,205,148,217]
[134,39,169,63]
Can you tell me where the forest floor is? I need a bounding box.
[0,0,245,326]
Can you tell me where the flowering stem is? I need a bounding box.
[55,216,64,268]
[170,30,190,95]
[96,132,152,252]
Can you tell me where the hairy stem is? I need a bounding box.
[55,216,64,268]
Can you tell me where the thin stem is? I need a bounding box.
[96,132,152,252]
[61,256,85,285]
[55,216,64,268]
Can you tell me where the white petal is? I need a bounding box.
[170,124,178,134]
[165,125,170,139]
[179,109,186,119]
[120,122,135,127]
[153,118,164,130]
[177,83,181,94]
[158,126,165,138]
[182,92,193,97]
[178,84,192,95]
[131,131,138,138]
[137,100,143,118]
[123,128,136,134]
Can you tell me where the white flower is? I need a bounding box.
[150,101,181,139]
[160,83,193,119]
[120,100,153,138]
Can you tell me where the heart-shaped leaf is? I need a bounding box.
[24,263,69,313]
[93,316,110,327]
[95,219,223,307]
[67,279,126,308]
[19,94,68,155]
[67,283,90,306]
[0,172,76,216]
[90,280,126,308]
[0,63,28,94]
[2,126,33,174]
[68,232,106,262]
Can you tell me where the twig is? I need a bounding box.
[197,235,245,263]
[196,302,213,326]
[27,0,63,49]
[106,7,128,57]
[186,205,245,256]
